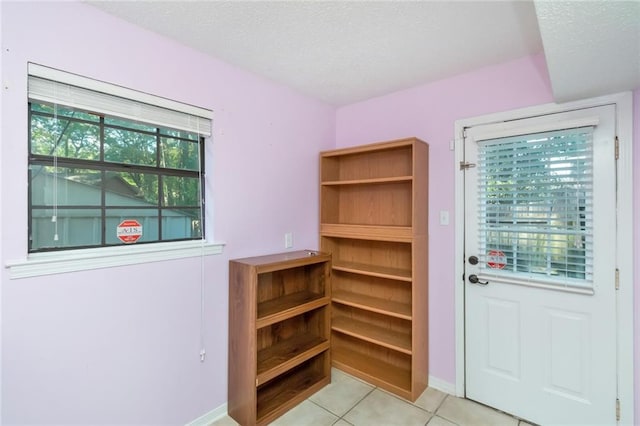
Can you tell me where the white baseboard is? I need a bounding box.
[186,403,227,426]
[428,375,456,396]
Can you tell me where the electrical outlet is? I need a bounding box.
[284,232,293,248]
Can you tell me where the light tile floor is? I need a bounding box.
[212,368,535,426]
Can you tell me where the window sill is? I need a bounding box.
[5,240,225,279]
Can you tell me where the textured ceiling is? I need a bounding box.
[87,1,543,105]
[87,0,639,106]
[535,0,640,102]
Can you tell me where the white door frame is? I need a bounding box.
[453,92,634,424]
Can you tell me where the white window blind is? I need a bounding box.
[27,63,212,136]
[477,126,594,289]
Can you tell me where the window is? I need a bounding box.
[27,65,212,253]
[477,127,593,287]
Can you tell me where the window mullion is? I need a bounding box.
[157,128,163,241]
[199,137,206,238]
[100,116,106,246]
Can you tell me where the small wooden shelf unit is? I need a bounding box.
[320,137,429,401]
[228,250,332,426]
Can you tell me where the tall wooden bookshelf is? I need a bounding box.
[320,137,429,401]
[228,250,332,426]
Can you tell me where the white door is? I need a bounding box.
[464,105,617,425]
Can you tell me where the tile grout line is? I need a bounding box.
[436,394,475,425]
[336,385,377,424]
[372,386,435,416]
[307,398,346,423]
[335,385,446,425]
[272,379,456,426]
[432,393,450,416]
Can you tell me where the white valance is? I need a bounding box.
[28,63,212,136]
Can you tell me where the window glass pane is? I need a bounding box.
[30,115,100,160]
[478,127,593,285]
[162,176,200,207]
[28,98,204,252]
[105,210,159,245]
[160,137,200,171]
[163,208,202,239]
[105,116,157,133]
[31,102,99,122]
[30,165,102,206]
[31,208,102,250]
[104,171,158,205]
[160,127,198,141]
[104,127,157,166]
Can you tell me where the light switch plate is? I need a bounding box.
[440,210,450,226]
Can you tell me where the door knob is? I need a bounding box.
[468,256,479,265]
[468,274,489,285]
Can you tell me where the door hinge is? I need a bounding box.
[615,269,620,290]
[615,136,619,160]
[616,398,620,421]
[459,161,476,170]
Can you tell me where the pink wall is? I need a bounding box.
[336,55,638,419]
[0,2,334,424]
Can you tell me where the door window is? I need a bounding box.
[477,127,594,290]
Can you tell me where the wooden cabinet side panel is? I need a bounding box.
[411,235,429,399]
[411,140,429,397]
[322,259,333,380]
[412,140,429,236]
[228,261,257,424]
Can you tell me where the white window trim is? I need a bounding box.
[453,91,634,424]
[6,240,225,279]
[20,64,219,270]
